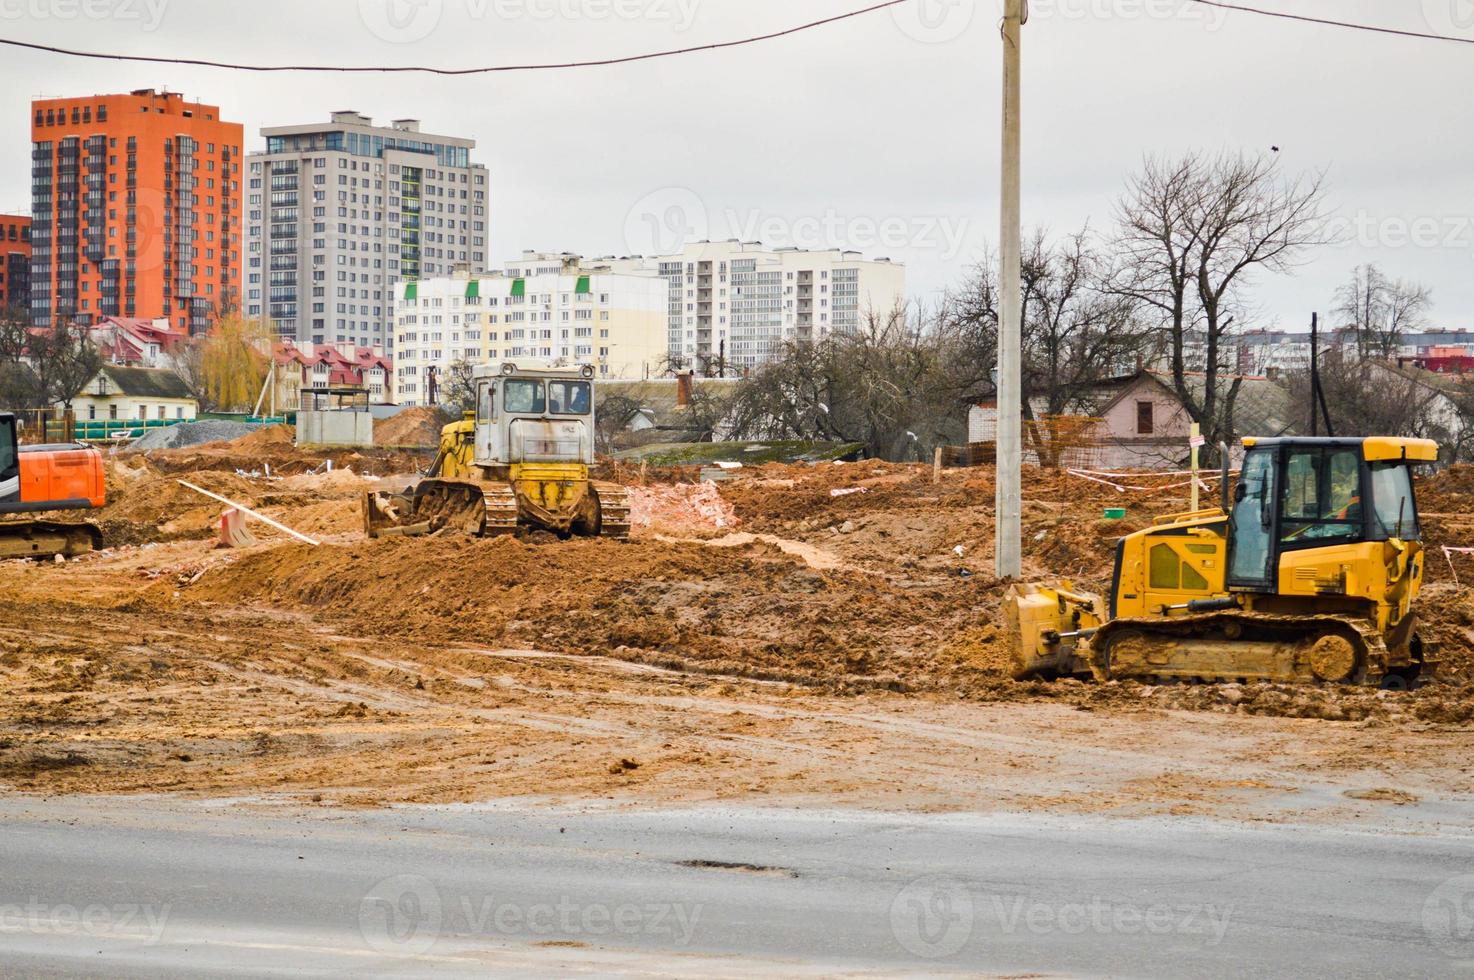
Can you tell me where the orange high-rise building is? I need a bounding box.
[0,215,30,311]
[29,89,243,333]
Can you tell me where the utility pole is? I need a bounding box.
[996,0,1025,580]
[1309,312,1333,437]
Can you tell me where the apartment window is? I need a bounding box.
[1136,401,1154,435]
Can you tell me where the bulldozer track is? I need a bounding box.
[593,482,631,541]
[480,485,520,536]
[1091,611,1413,687]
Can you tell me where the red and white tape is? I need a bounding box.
[1065,468,1241,494]
[1442,546,1474,586]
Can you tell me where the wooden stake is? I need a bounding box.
[933,446,944,484]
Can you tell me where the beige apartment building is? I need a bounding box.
[600,241,906,375]
[392,259,667,406]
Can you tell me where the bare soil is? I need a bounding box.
[1,446,1472,819]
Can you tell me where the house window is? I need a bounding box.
[108,404,118,421]
[1136,401,1154,435]
[138,405,147,421]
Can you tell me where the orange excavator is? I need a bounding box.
[0,412,106,558]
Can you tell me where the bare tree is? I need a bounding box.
[27,323,102,412]
[0,303,30,364]
[594,393,644,454]
[1111,150,1329,455]
[941,227,1154,464]
[1333,264,1431,361]
[441,360,477,416]
[725,307,971,460]
[1287,353,1448,447]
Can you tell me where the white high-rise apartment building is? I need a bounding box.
[604,240,905,374]
[393,257,668,406]
[244,112,490,351]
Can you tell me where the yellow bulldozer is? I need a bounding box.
[364,362,630,540]
[1008,436,1437,688]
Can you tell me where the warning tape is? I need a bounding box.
[1065,468,1239,494]
[1068,467,1242,479]
[1442,546,1474,587]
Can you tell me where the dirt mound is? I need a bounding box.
[182,535,1001,694]
[630,483,739,534]
[375,408,445,447]
[218,424,295,452]
[97,469,269,545]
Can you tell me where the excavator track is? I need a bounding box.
[592,481,631,540]
[0,520,104,560]
[1089,611,1416,687]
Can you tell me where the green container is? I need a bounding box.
[1103,507,1127,520]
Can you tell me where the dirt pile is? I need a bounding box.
[95,468,268,545]
[629,483,739,534]
[133,425,434,479]
[219,424,295,452]
[375,408,445,447]
[181,534,1001,693]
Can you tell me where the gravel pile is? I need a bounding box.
[127,420,261,451]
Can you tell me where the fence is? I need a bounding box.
[944,415,1107,470]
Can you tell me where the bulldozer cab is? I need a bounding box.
[472,363,596,468]
[1227,437,1435,592]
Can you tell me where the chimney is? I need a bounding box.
[677,371,693,408]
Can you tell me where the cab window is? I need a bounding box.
[503,379,545,414]
[1370,463,1420,540]
[547,380,591,416]
[1280,448,1362,545]
[0,420,15,476]
[476,382,495,423]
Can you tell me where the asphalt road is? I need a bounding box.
[1,796,1472,977]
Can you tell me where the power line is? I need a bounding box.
[1188,0,1474,46]
[0,0,911,74]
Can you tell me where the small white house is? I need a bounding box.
[67,365,198,423]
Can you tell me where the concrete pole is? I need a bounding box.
[996,0,1024,580]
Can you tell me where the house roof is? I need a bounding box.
[597,378,737,427]
[97,365,193,400]
[1098,371,1303,438]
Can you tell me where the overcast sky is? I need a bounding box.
[5,0,1472,328]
